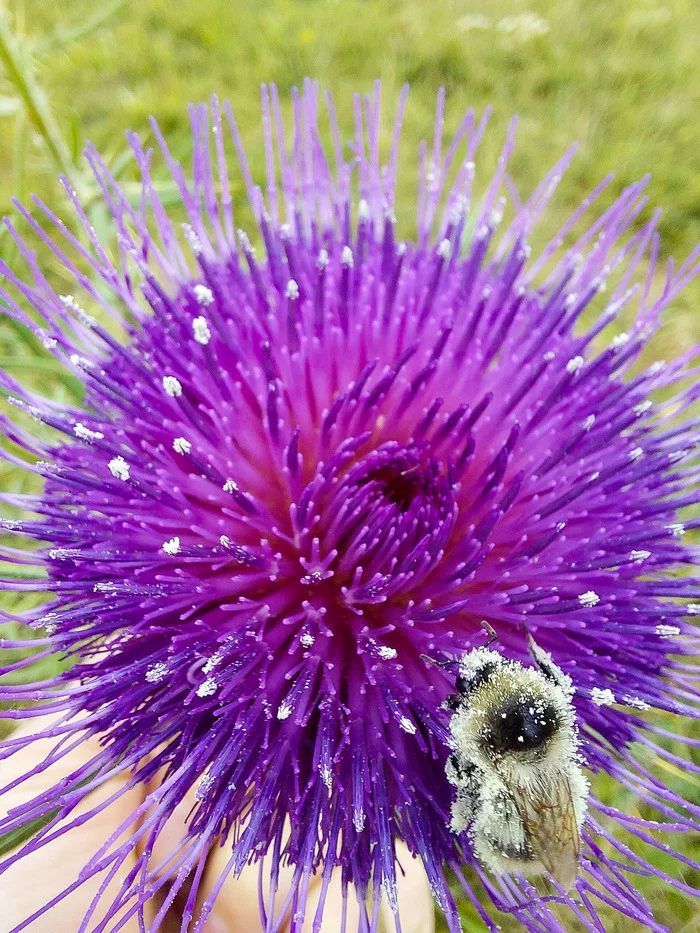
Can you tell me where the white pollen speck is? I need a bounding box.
[320,764,333,789]
[656,624,681,638]
[667,523,686,538]
[182,223,202,255]
[399,717,417,735]
[39,332,58,350]
[566,355,584,374]
[108,456,130,481]
[611,333,630,349]
[193,284,214,306]
[341,246,354,268]
[582,415,595,431]
[59,294,80,312]
[628,447,644,461]
[688,604,700,615]
[192,316,211,345]
[543,350,555,361]
[74,422,104,442]
[196,678,218,698]
[630,549,651,563]
[579,590,600,608]
[564,293,578,308]
[35,460,58,474]
[277,702,292,720]
[162,536,181,556]
[317,249,329,270]
[591,687,616,707]
[223,478,239,493]
[649,360,666,374]
[625,695,651,711]
[173,437,192,454]
[633,400,652,416]
[145,662,169,683]
[437,238,452,259]
[60,295,95,325]
[489,204,504,225]
[203,651,224,674]
[238,229,255,256]
[285,279,299,300]
[48,548,79,560]
[378,646,398,660]
[358,199,370,222]
[517,735,525,743]
[195,773,216,801]
[300,633,315,648]
[163,375,183,397]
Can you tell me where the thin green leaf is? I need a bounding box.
[0,811,58,857]
[0,770,98,858]
[0,10,77,186]
[34,0,130,56]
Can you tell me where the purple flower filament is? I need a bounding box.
[1,81,700,933]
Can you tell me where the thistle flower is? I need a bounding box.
[1,81,700,933]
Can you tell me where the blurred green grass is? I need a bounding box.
[1,0,700,930]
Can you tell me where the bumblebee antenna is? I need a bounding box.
[420,653,454,670]
[421,622,498,670]
[481,620,498,648]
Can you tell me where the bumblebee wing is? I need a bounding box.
[512,772,580,891]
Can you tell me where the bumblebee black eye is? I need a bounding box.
[456,675,469,695]
[487,699,559,754]
[453,661,499,700]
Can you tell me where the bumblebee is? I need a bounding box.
[445,629,588,890]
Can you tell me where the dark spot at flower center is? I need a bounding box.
[358,463,428,511]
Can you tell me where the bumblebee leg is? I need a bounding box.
[448,759,481,832]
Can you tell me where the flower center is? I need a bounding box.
[357,462,427,511]
[296,442,458,612]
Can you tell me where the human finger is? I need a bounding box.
[189,819,310,933]
[197,827,434,933]
[0,715,147,933]
[288,841,435,933]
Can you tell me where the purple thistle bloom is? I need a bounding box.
[1,80,700,933]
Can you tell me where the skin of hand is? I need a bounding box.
[0,716,436,933]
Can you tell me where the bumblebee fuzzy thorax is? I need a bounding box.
[448,648,578,780]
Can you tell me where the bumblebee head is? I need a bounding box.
[484,690,561,757]
[449,647,576,771]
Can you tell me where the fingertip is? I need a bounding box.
[385,842,435,933]
[201,913,229,933]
